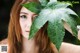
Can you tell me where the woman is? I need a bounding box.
[0,0,80,53]
[8,0,58,53]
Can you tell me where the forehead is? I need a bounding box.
[20,7,35,14]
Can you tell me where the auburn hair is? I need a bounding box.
[8,0,57,53]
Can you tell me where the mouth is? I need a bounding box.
[26,31,30,32]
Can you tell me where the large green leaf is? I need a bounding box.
[22,0,79,51]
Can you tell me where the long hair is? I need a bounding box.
[8,0,56,53]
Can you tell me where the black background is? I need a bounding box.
[0,0,15,41]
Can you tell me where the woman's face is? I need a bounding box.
[19,7,37,39]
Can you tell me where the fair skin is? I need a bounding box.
[20,7,38,53]
[60,42,80,53]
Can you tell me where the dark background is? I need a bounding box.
[0,0,15,41]
[0,0,80,44]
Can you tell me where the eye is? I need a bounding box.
[20,15,27,19]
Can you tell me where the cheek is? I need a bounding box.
[19,20,25,36]
[19,19,25,31]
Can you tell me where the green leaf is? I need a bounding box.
[29,2,78,50]
[22,1,79,51]
[22,2,41,14]
[39,0,48,7]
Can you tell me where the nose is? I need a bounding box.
[25,15,32,29]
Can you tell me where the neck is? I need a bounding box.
[22,37,38,53]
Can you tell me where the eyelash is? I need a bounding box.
[20,15,27,19]
[20,14,37,21]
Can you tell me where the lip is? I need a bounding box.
[26,31,30,32]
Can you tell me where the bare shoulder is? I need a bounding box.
[0,39,8,44]
[59,42,80,53]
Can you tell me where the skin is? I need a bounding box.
[60,42,80,53]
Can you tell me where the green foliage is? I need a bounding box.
[22,0,79,51]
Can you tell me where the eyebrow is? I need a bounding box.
[20,12,37,15]
[20,12,28,14]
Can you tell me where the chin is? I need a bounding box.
[23,34,29,39]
